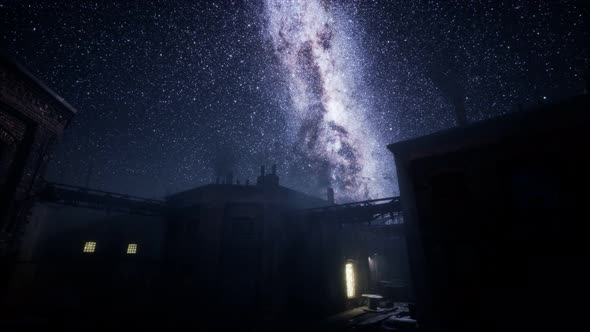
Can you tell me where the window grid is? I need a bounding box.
[127,243,138,254]
[83,241,96,253]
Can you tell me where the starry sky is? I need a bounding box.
[1,0,588,202]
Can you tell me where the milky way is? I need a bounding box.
[2,1,586,201]
[264,0,390,201]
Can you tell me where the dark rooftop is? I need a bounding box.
[388,94,589,158]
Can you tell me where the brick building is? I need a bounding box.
[0,54,76,257]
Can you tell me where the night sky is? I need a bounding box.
[1,1,588,202]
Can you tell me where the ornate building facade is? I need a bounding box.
[0,54,76,257]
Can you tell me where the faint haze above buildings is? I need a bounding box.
[0,1,587,200]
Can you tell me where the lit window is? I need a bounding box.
[126,243,138,254]
[83,241,96,253]
[345,261,356,298]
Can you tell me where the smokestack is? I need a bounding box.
[85,164,93,188]
[272,164,277,175]
[585,66,590,94]
[453,96,467,126]
[327,187,335,205]
[429,67,467,126]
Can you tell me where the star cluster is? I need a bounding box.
[1,0,587,201]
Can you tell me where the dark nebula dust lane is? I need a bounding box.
[264,0,391,201]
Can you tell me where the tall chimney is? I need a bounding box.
[85,164,93,188]
[257,165,266,186]
[453,96,467,126]
[585,66,590,94]
[327,187,335,205]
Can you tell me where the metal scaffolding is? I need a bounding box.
[301,196,403,232]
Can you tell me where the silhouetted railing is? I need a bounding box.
[300,196,403,229]
[39,182,166,216]
[38,182,402,225]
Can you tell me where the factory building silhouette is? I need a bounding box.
[1,54,589,331]
[3,162,408,330]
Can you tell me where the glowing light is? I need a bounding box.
[126,243,138,254]
[83,241,96,253]
[345,262,356,298]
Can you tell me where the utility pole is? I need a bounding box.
[85,164,93,188]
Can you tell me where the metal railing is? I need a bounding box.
[39,182,166,216]
[299,196,403,229]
